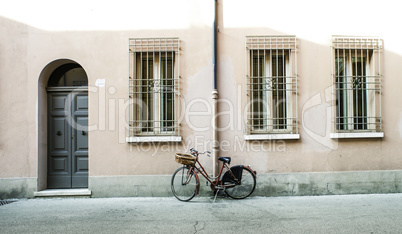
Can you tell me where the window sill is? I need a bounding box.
[126,136,182,143]
[244,134,300,140]
[330,132,384,139]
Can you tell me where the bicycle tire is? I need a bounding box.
[171,166,198,202]
[224,167,256,199]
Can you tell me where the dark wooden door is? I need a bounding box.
[47,91,88,188]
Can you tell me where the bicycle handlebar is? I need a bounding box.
[190,148,211,157]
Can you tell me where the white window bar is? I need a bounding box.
[331,36,382,133]
[245,36,298,135]
[129,38,180,137]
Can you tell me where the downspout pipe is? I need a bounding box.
[212,0,219,177]
[213,0,218,91]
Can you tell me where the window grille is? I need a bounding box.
[245,36,298,135]
[331,36,382,133]
[129,38,180,137]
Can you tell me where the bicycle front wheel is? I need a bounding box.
[171,166,198,202]
[224,167,256,199]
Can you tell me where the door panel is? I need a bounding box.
[75,157,89,172]
[48,91,88,189]
[52,117,68,150]
[75,117,88,150]
[76,95,88,110]
[52,157,68,171]
[72,93,88,187]
[52,95,67,111]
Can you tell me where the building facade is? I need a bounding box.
[1,0,402,199]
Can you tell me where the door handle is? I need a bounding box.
[56,130,62,136]
[81,131,87,136]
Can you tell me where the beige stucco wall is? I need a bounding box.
[1,0,402,196]
[216,0,402,174]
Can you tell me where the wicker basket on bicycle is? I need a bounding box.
[175,153,196,166]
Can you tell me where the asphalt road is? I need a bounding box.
[1,193,401,233]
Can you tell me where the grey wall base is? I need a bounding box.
[1,170,402,199]
[0,178,36,199]
[89,170,402,198]
[254,170,402,196]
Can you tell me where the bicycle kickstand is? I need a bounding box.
[213,189,222,203]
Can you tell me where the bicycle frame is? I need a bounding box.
[189,153,239,191]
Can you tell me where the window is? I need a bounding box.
[246,36,298,139]
[128,38,181,141]
[331,36,382,137]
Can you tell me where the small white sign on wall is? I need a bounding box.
[95,79,106,87]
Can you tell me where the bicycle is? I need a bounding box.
[171,148,257,202]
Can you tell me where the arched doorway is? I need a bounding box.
[40,60,89,189]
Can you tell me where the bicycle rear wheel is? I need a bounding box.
[224,167,256,199]
[171,166,198,202]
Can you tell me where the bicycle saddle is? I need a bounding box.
[218,157,231,164]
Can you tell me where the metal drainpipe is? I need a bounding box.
[212,0,219,177]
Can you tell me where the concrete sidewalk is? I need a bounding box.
[1,193,402,233]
